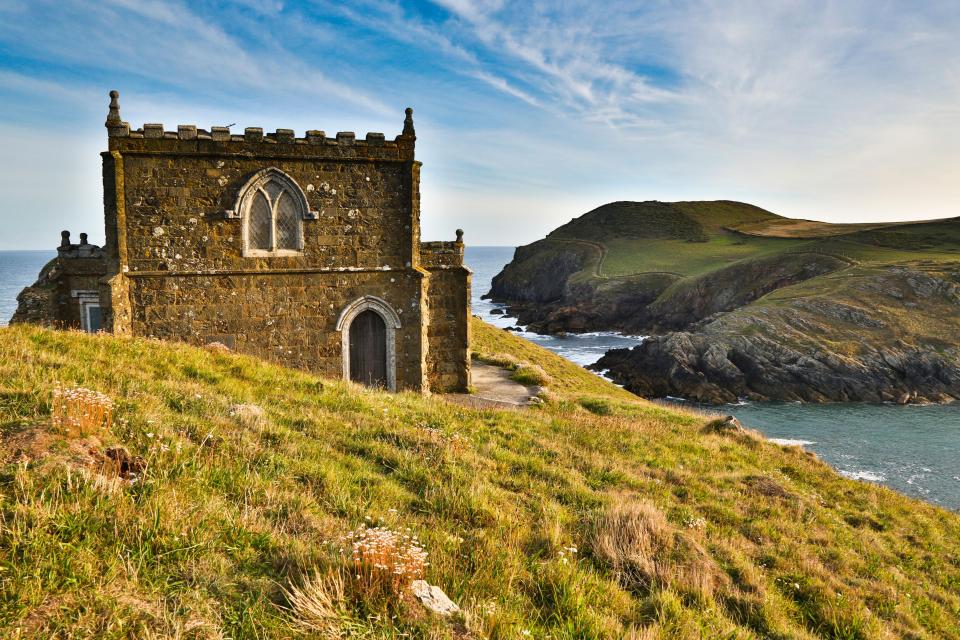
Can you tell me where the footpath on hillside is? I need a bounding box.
[445,362,536,409]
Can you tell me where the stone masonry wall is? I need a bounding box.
[128,269,428,389]
[112,154,415,274]
[422,239,471,392]
[11,251,107,329]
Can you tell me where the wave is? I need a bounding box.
[769,438,815,447]
[840,469,886,482]
[571,331,648,339]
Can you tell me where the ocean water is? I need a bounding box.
[0,251,54,326]
[464,246,960,511]
[726,403,960,510]
[468,246,647,365]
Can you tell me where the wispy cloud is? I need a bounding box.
[0,0,391,116]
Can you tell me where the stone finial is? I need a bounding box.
[79,233,89,245]
[105,90,121,126]
[455,229,464,243]
[402,107,415,136]
[60,230,71,248]
[105,90,130,137]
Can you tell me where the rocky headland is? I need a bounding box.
[488,200,960,403]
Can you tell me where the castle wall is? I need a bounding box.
[422,240,471,392]
[127,269,428,389]
[103,115,430,389]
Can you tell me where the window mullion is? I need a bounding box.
[270,193,279,252]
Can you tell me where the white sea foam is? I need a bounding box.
[840,469,886,482]
[769,438,815,447]
[575,330,647,340]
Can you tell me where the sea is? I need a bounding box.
[1,247,958,510]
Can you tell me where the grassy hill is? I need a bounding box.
[1,323,959,638]
[538,200,960,283]
[488,201,960,403]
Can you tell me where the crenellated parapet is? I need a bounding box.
[421,230,466,269]
[104,90,416,161]
[58,231,106,259]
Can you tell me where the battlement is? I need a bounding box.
[104,91,417,160]
[420,230,465,269]
[57,231,105,259]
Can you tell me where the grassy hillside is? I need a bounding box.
[1,324,959,638]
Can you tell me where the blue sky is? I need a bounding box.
[1,0,958,249]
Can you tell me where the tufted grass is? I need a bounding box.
[0,323,958,638]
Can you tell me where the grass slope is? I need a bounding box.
[1,324,959,638]
[533,200,960,281]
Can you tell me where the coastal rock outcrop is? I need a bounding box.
[594,329,960,404]
[592,265,960,403]
[489,200,960,403]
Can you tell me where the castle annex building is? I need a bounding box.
[13,91,471,393]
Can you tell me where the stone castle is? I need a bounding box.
[13,91,471,392]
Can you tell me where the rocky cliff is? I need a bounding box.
[489,201,960,403]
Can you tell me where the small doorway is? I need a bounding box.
[73,291,102,333]
[349,310,387,388]
[85,304,103,333]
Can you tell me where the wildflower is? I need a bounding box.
[51,384,114,436]
[340,524,428,593]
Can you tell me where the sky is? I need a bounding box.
[0,0,958,249]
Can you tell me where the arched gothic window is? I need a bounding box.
[230,168,317,256]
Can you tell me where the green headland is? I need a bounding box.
[488,201,960,403]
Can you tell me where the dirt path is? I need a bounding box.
[445,362,538,410]
[555,238,608,277]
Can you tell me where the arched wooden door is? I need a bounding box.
[349,309,388,387]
